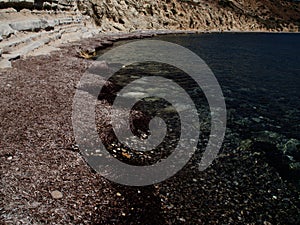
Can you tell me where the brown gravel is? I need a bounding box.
[0,35,299,224]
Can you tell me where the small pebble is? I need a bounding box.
[116,192,122,197]
[28,201,41,208]
[252,117,261,123]
[122,152,131,159]
[7,156,13,160]
[51,190,63,199]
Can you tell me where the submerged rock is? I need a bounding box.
[240,139,299,183]
[253,130,286,145]
[283,139,300,161]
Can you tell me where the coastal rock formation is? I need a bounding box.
[0,1,97,68]
[79,0,300,32]
[0,0,79,11]
[0,0,299,68]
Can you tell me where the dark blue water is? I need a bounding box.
[156,33,300,140]
[97,33,300,186]
[94,33,300,223]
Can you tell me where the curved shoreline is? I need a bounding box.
[0,31,299,224]
[1,28,300,69]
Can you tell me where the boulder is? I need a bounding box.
[46,19,60,27]
[0,59,12,69]
[58,17,73,25]
[283,139,300,161]
[0,7,17,13]
[9,19,53,32]
[0,23,15,38]
[253,130,285,145]
[112,22,125,31]
[20,8,31,13]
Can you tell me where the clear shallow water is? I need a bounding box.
[96,33,300,186]
[90,33,300,223]
[155,33,300,140]
[153,33,300,184]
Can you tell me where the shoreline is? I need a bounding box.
[0,29,299,224]
[2,28,299,70]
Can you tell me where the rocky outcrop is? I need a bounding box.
[78,0,300,32]
[239,137,300,185]
[0,8,98,68]
[0,0,299,69]
[0,0,79,11]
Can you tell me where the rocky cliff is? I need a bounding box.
[1,0,299,34]
[0,0,99,68]
[78,0,300,32]
[1,0,299,68]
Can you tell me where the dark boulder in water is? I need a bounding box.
[283,139,300,161]
[248,140,298,182]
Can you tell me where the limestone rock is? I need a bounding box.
[9,19,50,32]
[0,59,12,69]
[79,0,300,32]
[20,8,31,13]
[0,7,17,13]
[0,23,15,38]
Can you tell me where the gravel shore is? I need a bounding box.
[0,33,299,224]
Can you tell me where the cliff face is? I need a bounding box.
[78,0,300,32]
[1,0,299,33]
[1,0,299,68]
[0,0,98,68]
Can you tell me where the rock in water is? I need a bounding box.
[283,139,300,161]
